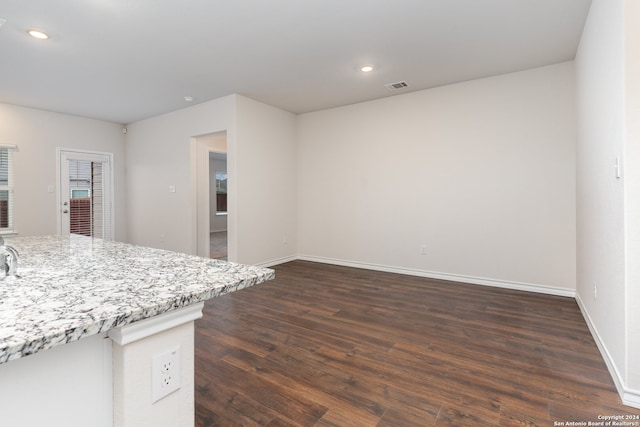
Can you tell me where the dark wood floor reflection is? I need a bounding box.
[195,261,636,426]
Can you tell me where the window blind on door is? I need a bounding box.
[69,159,91,236]
[0,146,15,232]
[91,161,109,239]
[68,159,110,239]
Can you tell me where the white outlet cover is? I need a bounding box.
[151,346,181,403]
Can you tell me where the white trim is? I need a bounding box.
[295,255,576,297]
[576,295,640,409]
[191,134,229,259]
[576,295,625,397]
[623,389,640,409]
[107,303,204,346]
[256,254,297,268]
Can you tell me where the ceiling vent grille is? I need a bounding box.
[385,81,409,90]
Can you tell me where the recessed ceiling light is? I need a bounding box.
[184,96,194,102]
[27,29,49,40]
[360,65,374,73]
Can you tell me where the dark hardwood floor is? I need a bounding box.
[195,261,637,426]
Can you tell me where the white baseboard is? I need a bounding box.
[295,255,576,297]
[256,254,297,268]
[576,295,640,410]
[622,389,640,410]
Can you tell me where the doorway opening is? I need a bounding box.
[193,132,228,259]
[209,152,227,259]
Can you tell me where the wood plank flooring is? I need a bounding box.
[195,261,637,426]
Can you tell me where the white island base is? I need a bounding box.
[0,303,204,427]
[0,236,274,427]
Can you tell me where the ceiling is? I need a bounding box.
[0,0,592,125]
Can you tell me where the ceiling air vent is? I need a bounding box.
[385,81,409,90]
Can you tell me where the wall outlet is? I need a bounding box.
[420,245,427,255]
[152,346,181,403]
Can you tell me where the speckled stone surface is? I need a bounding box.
[0,235,275,363]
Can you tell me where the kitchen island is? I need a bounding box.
[0,235,274,427]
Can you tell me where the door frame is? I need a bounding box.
[190,131,230,258]
[56,148,114,239]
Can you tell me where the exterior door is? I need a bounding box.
[59,150,113,239]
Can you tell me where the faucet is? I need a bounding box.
[0,236,20,279]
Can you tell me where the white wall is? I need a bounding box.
[125,96,235,255]
[0,103,127,241]
[297,62,576,293]
[575,0,640,407]
[625,0,640,397]
[234,95,298,266]
[125,95,297,266]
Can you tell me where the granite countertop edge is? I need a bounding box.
[0,236,275,364]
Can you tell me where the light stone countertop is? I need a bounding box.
[0,235,275,363]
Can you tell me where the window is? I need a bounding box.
[71,189,89,198]
[216,171,227,214]
[0,146,15,233]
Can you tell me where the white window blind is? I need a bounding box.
[92,162,108,239]
[0,146,15,232]
[68,159,110,239]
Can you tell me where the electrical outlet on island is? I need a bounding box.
[151,346,181,403]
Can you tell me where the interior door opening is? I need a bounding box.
[209,152,227,259]
[193,132,228,259]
